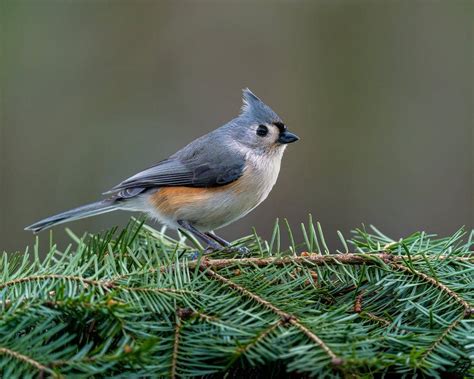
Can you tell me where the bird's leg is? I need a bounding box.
[206,231,250,255]
[177,220,222,253]
[205,232,231,247]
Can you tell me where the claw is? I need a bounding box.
[203,246,218,255]
[188,251,200,260]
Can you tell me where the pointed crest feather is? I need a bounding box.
[240,88,282,124]
[241,88,262,114]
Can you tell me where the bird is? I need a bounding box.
[25,89,299,253]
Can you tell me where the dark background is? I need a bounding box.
[1,0,473,254]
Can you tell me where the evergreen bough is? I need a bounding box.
[0,218,473,378]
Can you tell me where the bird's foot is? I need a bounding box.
[223,246,251,255]
[187,246,219,260]
[188,251,201,260]
[187,245,250,260]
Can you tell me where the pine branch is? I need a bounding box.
[0,218,473,378]
[234,320,283,358]
[200,265,341,364]
[189,253,474,269]
[390,261,473,315]
[0,274,115,291]
[422,315,464,361]
[289,320,342,365]
[171,314,182,379]
[200,265,294,322]
[108,253,474,286]
[0,347,56,378]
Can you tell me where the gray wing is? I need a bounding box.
[104,137,245,198]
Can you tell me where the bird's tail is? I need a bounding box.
[25,200,118,233]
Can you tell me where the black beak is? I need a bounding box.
[278,131,299,144]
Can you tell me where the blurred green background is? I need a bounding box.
[1,0,473,253]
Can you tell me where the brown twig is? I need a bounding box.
[352,289,393,326]
[354,291,364,313]
[170,314,182,379]
[360,312,392,327]
[191,253,392,270]
[106,253,473,285]
[188,253,473,270]
[200,264,342,365]
[0,274,115,291]
[0,272,197,302]
[0,347,57,378]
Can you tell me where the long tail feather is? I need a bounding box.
[25,200,117,233]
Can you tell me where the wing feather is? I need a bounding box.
[104,155,245,197]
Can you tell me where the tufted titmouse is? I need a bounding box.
[25,89,299,252]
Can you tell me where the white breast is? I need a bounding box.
[243,147,285,203]
[192,146,285,231]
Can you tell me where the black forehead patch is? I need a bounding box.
[273,122,286,132]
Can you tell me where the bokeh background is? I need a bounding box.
[1,0,473,254]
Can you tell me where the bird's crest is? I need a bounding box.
[240,88,281,124]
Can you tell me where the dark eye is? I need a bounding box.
[256,124,268,137]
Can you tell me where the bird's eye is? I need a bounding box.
[256,125,268,137]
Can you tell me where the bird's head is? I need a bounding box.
[230,88,299,154]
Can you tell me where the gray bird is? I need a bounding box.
[25,89,299,252]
